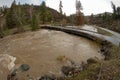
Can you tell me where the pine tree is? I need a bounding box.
[40,1,47,24]
[111,1,117,19]
[46,11,52,22]
[31,14,39,31]
[0,7,2,14]
[6,0,17,28]
[6,0,24,32]
[117,7,120,18]
[29,4,33,21]
[16,2,24,32]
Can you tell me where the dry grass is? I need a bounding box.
[56,55,69,62]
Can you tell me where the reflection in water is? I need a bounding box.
[0,29,103,79]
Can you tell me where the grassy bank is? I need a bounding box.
[65,44,120,80]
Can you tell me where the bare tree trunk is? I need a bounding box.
[0,16,4,38]
[29,5,33,21]
[14,9,24,33]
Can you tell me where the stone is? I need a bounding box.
[39,75,56,80]
[20,64,30,71]
[0,35,3,38]
[0,54,16,70]
[87,58,98,64]
[11,69,17,76]
[7,69,18,80]
[61,66,74,76]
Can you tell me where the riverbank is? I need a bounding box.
[64,42,120,80]
[89,16,120,33]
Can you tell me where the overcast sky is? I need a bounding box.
[0,0,120,15]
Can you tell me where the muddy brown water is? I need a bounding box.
[0,29,104,79]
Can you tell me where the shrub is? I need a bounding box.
[87,58,98,64]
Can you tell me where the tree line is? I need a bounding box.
[89,1,120,33]
[0,0,59,36]
[5,0,53,31]
[95,1,120,21]
[111,1,120,19]
[0,0,84,37]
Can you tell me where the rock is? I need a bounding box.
[87,58,98,64]
[26,74,34,80]
[11,69,17,76]
[61,65,82,77]
[39,75,56,80]
[101,40,108,46]
[20,64,30,71]
[7,69,18,80]
[100,40,112,60]
[0,54,16,70]
[61,66,75,76]
[100,48,105,53]
[0,35,3,38]
[57,77,64,80]
[7,64,30,80]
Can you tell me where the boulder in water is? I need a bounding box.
[39,75,56,80]
[20,64,30,71]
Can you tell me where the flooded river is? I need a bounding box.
[0,29,103,79]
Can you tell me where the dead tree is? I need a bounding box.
[59,0,63,14]
[76,0,84,25]
[29,4,33,21]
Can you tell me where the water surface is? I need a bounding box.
[0,29,103,79]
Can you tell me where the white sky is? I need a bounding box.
[45,0,120,15]
[0,0,120,16]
